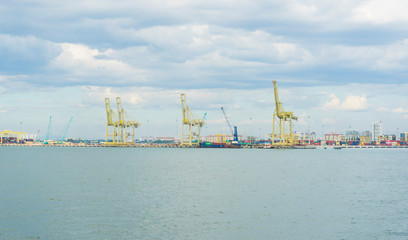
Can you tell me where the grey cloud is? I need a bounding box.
[0,35,61,74]
[1,0,408,90]
[2,0,406,48]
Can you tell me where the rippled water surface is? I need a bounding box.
[1,147,408,239]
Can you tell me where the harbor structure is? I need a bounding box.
[105,97,141,146]
[346,130,360,141]
[220,107,239,142]
[324,133,345,145]
[203,134,244,143]
[3,84,408,148]
[401,133,408,142]
[1,130,28,144]
[271,81,298,147]
[180,93,206,147]
[294,131,316,145]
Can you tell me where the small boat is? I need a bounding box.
[333,146,343,150]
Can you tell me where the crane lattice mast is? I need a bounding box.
[59,116,73,143]
[180,93,206,147]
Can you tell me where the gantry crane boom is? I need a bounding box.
[116,97,141,129]
[272,81,297,121]
[105,98,118,144]
[272,81,282,116]
[181,94,190,124]
[105,98,117,126]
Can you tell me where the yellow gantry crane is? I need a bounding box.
[105,97,141,146]
[116,97,141,144]
[180,93,206,147]
[105,98,119,145]
[272,81,298,146]
[0,130,27,144]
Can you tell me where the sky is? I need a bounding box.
[1,0,408,140]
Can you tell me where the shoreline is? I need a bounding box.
[1,144,407,149]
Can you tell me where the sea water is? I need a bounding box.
[1,147,407,239]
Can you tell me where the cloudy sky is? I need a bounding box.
[1,0,408,140]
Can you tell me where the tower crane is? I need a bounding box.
[220,107,238,142]
[58,116,73,144]
[180,93,206,147]
[44,116,52,144]
[272,81,298,146]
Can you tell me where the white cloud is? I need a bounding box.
[50,43,146,81]
[81,86,239,110]
[392,107,408,113]
[322,118,337,125]
[323,94,341,109]
[323,94,368,111]
[117,24,314,68]
[341,95,368,111]
[296,113,311,126]
[0,34,61,72]
[0,107,6,114]
[352,0,408,24]
[376,107,389,112]
[376,107,408,114]
[320,39,408,71]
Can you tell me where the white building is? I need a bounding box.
[372,121,383,143]
[202,134,243,143]
[295,131,316,142]
[324,133,345,142]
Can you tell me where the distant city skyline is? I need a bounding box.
[1,0,407,139]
